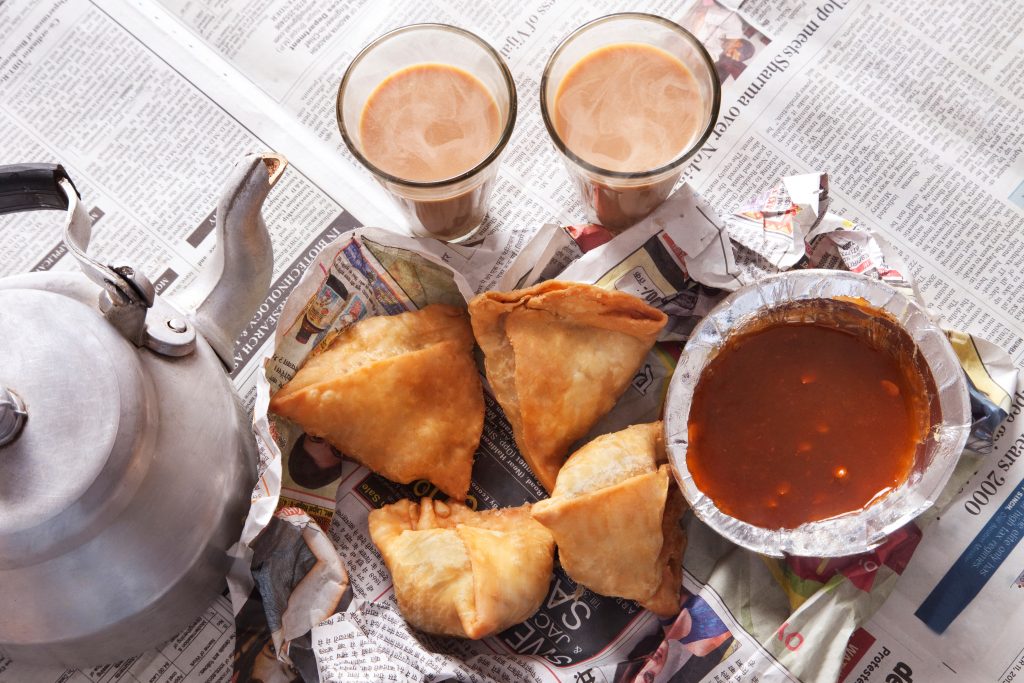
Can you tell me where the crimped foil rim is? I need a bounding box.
[663,270,971,558]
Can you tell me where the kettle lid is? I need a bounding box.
[0,286,150,566]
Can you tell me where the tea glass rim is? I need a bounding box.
[336,22,518,191]
[539,12,722,181]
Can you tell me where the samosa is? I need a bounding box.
[368,498,555,638]
[531,422,686,616]
[270,304,483,500]
[469,281,666,491]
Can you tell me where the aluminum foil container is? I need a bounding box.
[664,270,971,557]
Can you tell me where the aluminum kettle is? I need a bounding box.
[0,153,285,667]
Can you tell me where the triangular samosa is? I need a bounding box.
[468,281,667,491]
[270,304,483,500]
[531,422,686,616]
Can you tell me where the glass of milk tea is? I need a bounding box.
[541,13,720,232]
[337,24,516,243]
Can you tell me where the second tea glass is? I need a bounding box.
[540,13,720,233]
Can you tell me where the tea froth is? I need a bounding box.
[360,63,501,182]
[554,43,702,173]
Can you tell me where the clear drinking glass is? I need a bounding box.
[540,13,720,233]
[337,24,517,243]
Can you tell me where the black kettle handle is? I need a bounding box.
[0,164,80,214]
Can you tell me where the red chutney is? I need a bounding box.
[686,320,929,530]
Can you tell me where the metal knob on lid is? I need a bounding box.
[0,387,26,447]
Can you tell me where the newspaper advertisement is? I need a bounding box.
[1,0,1023,681]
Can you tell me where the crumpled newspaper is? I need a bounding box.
[237,508,352,681]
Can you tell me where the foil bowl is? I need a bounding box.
[663,270,971,557]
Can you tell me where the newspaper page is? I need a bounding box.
[0,597,237,683]
[722,0,814,37]
[150,0,772,292]
[250,225,673,683]
[683,0,1024,364]
[670,1,1024,681]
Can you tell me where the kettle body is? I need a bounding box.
[0,155,284,667]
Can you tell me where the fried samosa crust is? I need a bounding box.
[531,422,687,616]
[468,282,667,492]
[368,498,555,639]
[270,304,483,500]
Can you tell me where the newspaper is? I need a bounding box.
[249,207,712,683]
[719,0,814,36]
[0,596,237,683]
[1,0,1022,680]
[684,0,1024,363]
[148,0,773,293]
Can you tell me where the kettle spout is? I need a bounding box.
[176,153,286,369]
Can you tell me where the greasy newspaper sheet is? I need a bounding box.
[252,226,665,683]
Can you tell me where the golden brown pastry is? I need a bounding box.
[270,304,483,500]
[468,281,667,492]
[531,422,686,616]
[368,498,555,639]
